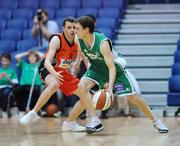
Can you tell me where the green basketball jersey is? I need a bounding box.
[78,32,111,73]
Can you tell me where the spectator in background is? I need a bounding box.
[0,53,18,118]
[32,9,59,48]
[13,51,43,118]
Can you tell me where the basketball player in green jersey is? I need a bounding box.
[70,16,168,133]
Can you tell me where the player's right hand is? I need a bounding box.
[54,70,64,83]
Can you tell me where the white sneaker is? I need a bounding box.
[153,119,169,133]
[86,117,104,134]
[20,110,40,125]
[19,111,25,118]
[62,121,86,132]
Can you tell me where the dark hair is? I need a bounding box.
[76,16,95,33]
[86,14,96,23]
[63,16,75,27]
[41,9,48,16]
[0,53,11,61]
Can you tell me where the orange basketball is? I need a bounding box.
[46,104,58,116]
[92,89,111,111]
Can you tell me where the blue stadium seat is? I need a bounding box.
[82,0,102,8]
[56,18,64,32]
[44,9,56,19]
[61,0,81,8]
[0,9,12,20]
[7,19,28,30]
[28,20,34,29]
[174,51,180,62]
[23,29,34,39]
[0,40,16,53]
[17,39,38,51]
[167,92,180,106]
[170,0,180,2]
[0,19,6,30]
[0,0,18,10]
[19,0,39,10]
[1,29,22,41]
[96,18,116,29]
[96,28,113,39]
[172,63,180,75]
[103,0,124,9]
[56,8,77,18]
[149,0,167,3]
[128,0,147,3]
[177,40,180,50]
[41,0,61,9]
[99,8,120,19]
[169,75,180,92]
[77,8,98,17]
[13,9,34,20]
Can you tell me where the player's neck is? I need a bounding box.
[84,34,94,48]
[64,33,74,44]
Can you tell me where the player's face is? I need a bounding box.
[1,57,10,68]
[63,21,75,38]
[75,22,87,39]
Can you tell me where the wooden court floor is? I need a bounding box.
[0,117,179,146]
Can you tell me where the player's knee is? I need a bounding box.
[78,82,89,93]
[49,80,59,91]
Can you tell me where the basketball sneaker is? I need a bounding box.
[20,110,40,125]
[86,117,104,134]
[62,121,86,132]
[153,118,169,133]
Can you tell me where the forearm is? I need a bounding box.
[108,66,116,89]
[32,25,39,37]
[15,52,29,61]
[44,58,57,75]
[41,25,51,40]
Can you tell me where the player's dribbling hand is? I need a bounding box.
[104,83,114,102]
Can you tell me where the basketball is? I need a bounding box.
[92,89,112,111]
[46,104,58,116]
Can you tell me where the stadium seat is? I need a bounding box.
[0,19,6,30]
[149,0,167,3]
[0,40,16,53]
[77,8,98,17]
[56,18,64,31]
[172,63,180,75]
[17,39,38,51]
[0,0,18,10]
[169,75,180,92]
[103,0,124,9]
[174,51,180,62]
[7,19,28,30]
[28,20,34,29]
[19,0,39,10]
[40,0,61,9]
[13,9,34,20]
[61,0,81,8]
[56,8,77,18]
[82,0,102,8]
[44,9,56,19]
[99,8,120,19]
[1,29,22,41]
[167,92,180,106]
[23,29,34,40]
[170,0,180,2]
[0,9,12,20]
[96,28,113,39]
[96,18,116,29]
[177,40,180,50]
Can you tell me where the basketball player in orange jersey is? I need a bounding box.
[20,17,104,134]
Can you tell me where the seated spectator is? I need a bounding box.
[0,53,18,118]
[13,51,43,117]
[32,9,59,48]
